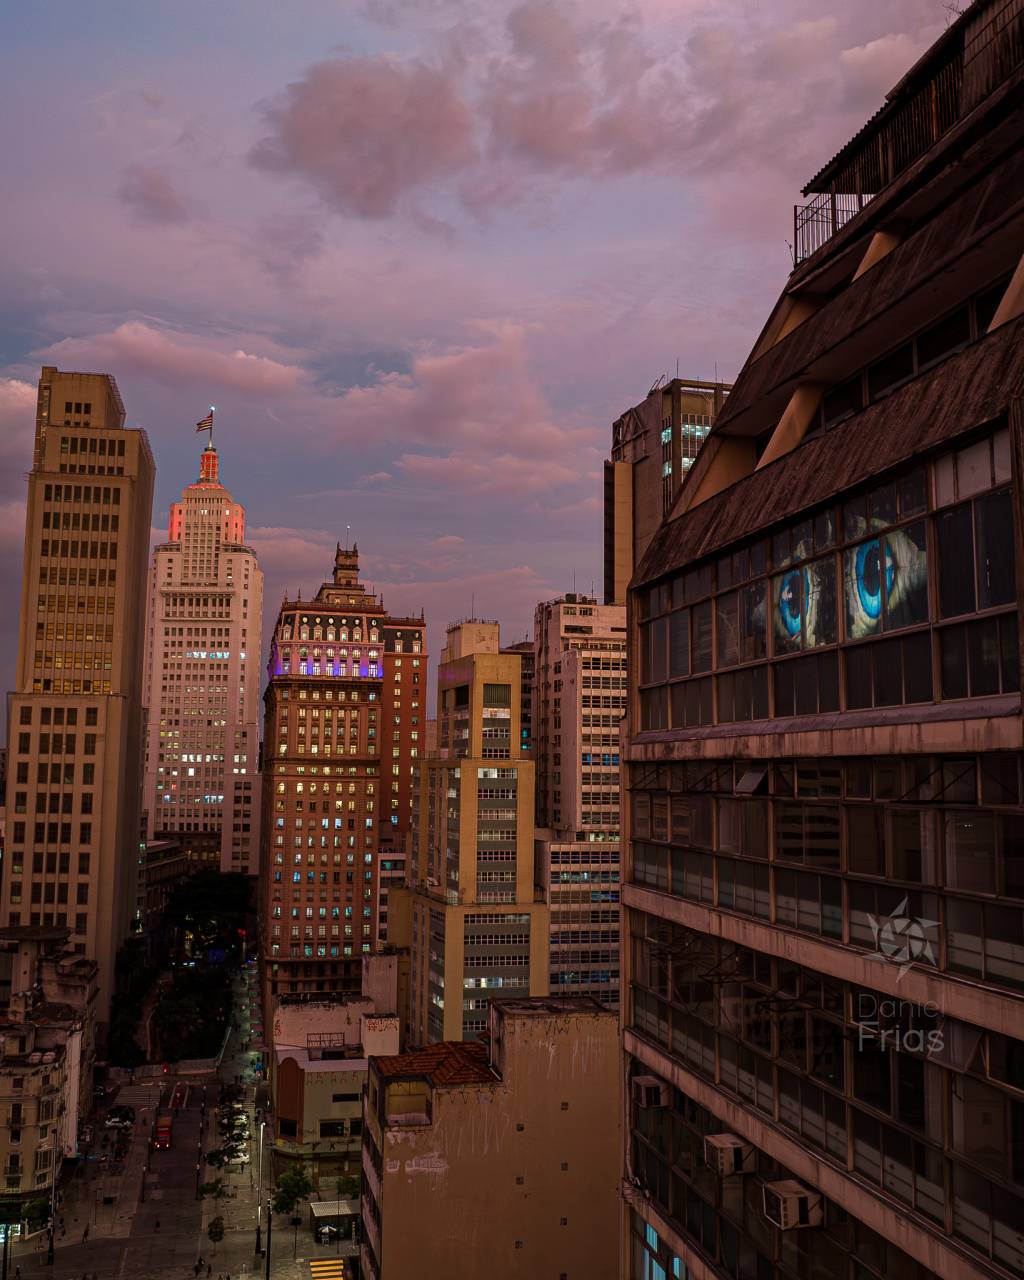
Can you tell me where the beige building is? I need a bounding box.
[269,966,400,1187]
[406,621,547,1045]
[2,368,154,1027]
[533,594,625,1006]
[361,996,620,1280]
[143,442,263,873]
[605,377,730,607]
[0,927,98,1206]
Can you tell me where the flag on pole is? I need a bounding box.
[195,410,214,434]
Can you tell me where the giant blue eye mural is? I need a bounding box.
[844,521,928,638]
[772,558,837,653]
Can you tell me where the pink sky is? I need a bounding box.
[0,0,946,695]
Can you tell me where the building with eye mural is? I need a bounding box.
[258,545,426,1015]
[622,6,1024,1280]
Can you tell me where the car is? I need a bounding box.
[231,1149,251,1166]
[104,1105,135,1129]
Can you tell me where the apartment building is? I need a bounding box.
[258,545,425,1012]
[2,367,154,1027]
[605,378,731,608]
[623,7,1024,1279]
[143,442,263,873]
[533,594,626,1006]
[360,996,619,1280]
[406,621,547,1045]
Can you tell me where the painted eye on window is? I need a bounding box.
[845,524,928,638]
[778,570,803,638]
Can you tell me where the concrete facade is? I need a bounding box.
[142,444,264,874]
[2,368,154,1028]
[407,622,548,1045]
[361,996,620,1280]
[622,10,1024,1280]
[533,594,626,1006]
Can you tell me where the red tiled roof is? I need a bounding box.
[373,1040,495,1087]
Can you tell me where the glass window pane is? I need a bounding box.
[903,630,933,704]
[716,593,739,668]
[968,618,1001,696]
[772,569,804,654]
[845,541,884,640]
[847,807,885,875]
[936,503,976,618]
[818,651,840,712]
[650,617,668,683]
[691,601,712,674]
[884,521,928,629]
[845,645,872,709]
[946,811,997,893]
[976,489,1015,609]
[1000,615,1019,693]
[873,639,903,708]
[740,581,767,661]
[940,625,968,700]
[668,608,690,678]
[958,439,992,498]
[805,557,837,646]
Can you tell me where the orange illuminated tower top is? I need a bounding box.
[167,444,245,544]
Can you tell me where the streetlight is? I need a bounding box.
[264,1196,273,1280]
[254,1120,266,1254]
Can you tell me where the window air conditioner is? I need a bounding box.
[631,1075,669,1108]
[704,1133,755,1175]
[762,1180,823,1230]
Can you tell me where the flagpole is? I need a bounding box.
[209,407,215,450]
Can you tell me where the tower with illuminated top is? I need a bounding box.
[142,440,264,874]
[258,544,426,1009]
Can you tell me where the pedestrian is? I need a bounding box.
[14,1265,21,1280]
[207,1266,212,1278]
[155,1216,161,1230]
[83,1223,89,1243]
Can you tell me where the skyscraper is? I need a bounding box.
[407,620,548,1045]
[605,377,731,607]
[533,594,625,1007]
[2,367,154,1026]
[259,545,425,1009]
[622,7,1024,1278]
[142,442,263,874]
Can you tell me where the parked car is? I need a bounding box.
[104,1105,135,1129]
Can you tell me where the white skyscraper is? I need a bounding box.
[143,442,263,874]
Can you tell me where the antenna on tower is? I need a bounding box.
[471,592,476,619]
[345,525,351,551]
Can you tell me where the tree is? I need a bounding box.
[199,1179,228,1203]
[165,870,251,953]
[206,1146,242,1169]
[207,1215,225,1253]
[335,1175,359,1199]
[272,1168,313,1216]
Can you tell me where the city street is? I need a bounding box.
[12,967,353,1280]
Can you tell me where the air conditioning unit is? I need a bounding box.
[762,1180,823,1230]
[704,1133,755,1175]
[631,1075,669,1108]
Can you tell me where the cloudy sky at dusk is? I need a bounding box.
[0,0,947,694]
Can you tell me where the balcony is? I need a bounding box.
[793,0,1023,265]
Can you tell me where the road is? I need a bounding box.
[12,964,354,1280]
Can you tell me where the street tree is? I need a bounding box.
[272,1168,313,1216]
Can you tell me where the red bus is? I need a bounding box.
[153,1113,173,1150]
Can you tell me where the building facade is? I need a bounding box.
[605,378,731,608]
[2,367,154,1026]
[0,927,98,1206]
[407,621,548,1045]
[258,546,425,1012]
[142,443,263,874]
[533,594,626,1006]
[623,9,1024,1280]
[361,996,619,1280]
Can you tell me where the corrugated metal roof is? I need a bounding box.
[634,316,1024,589]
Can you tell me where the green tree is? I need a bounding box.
[272,1168,313,1216]
[335,1175,359,1199]
[165,870,251,953]
[207,1215,225,1253]
[199,1178,228,1202]
[206,1146,242,1169]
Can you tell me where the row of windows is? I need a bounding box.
[42,484,120,504]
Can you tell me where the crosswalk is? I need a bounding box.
[309,1260,350,1280]
[114,1084,162,1108]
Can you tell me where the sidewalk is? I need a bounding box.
[199,966,357,1280]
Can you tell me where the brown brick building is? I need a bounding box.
[259,545,425,1010]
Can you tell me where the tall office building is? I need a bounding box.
[407,620,548,1045]
[623,7,1024,1279]
[2,367,154,1026]
[142,442,263,874]
[533,594,625,1006]
[259,545,425,1010]
[605,377,731,607]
